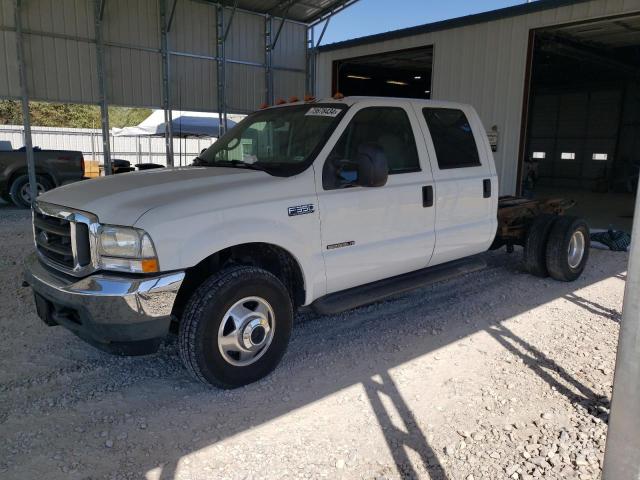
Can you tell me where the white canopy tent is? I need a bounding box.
[112,110,243,139]
[112,110,245,166]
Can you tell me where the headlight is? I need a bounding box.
[97,225,159,273]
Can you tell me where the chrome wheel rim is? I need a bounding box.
[217,296,275,367]
[568,230,585,269]
[19,182,45,204]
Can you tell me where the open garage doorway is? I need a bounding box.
[332,46,433,99]
[522,15,640,231]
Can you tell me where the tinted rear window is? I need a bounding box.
[423,108,481,169]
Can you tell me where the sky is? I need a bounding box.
[316,0,534,45]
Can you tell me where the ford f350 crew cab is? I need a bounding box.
[24,97,589,388]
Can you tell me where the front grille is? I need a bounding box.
[34,212,90,269]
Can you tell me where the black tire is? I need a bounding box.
[8,174,53,208]
[523,214,558,277]
[545,216,590,282]
[179,265,293,388]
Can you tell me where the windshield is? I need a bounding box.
[195,104,347,176]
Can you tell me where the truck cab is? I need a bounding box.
[25,97,585,388]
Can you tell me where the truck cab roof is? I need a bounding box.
[267,96,474,111]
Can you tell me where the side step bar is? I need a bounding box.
[311,257,486,315]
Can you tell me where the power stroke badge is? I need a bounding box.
[288,204,315,217]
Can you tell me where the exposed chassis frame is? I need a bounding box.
[495,196,576,247]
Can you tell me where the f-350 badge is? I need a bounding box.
[288,204,315,216]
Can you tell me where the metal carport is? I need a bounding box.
[0,0,357,198]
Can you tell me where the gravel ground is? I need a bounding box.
[0,200,626,480]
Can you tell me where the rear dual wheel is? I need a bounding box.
[523,215,589,282]
[545,216,590,282]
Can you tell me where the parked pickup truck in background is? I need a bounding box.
[0,147,85,207]
[23,96,590,388]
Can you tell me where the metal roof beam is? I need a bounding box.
[268,0,321,16]
[315,16,330,48]
[167,0,179,32]
[98,0,106,21]
[223,0,239,42]
[309,0,360,26]
[271,2,294,49]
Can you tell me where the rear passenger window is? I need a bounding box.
[423,108,481,169]
[328,107,421,176]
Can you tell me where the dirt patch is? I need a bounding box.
[0,204,625,479]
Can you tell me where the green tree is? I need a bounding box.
[0,100,151,128]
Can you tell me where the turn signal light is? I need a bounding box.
[141,258,159,273]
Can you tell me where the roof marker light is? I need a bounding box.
[289,95,300,103]
[259,102,270,109]
[304,94,316,102]
[275,98,287,105]
[333,92,344,99]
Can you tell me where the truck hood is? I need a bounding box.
[38,167,266,225]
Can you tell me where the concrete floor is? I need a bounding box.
[533,186,636,232]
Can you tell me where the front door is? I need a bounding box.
[315,100,436,295]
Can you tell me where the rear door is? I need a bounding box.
[413,104,498,265]
[315,100,437,294]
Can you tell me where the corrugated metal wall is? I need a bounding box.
[0,0,308,113]
[0,124,213,166]
[315,0,640,195]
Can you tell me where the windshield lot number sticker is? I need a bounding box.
[305,107,342,117]
[288,204,315,217]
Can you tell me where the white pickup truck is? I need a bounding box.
[24,96,589,388]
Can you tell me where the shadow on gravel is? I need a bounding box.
[564,293,621,322]
[487,324,602,418]
[364,372,448,480]
[148,251,623,480]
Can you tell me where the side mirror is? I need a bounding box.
[355,143,388,187]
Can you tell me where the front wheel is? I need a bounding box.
[179,266,293,388]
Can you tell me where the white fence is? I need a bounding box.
[0,125,216,167]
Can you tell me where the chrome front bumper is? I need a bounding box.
[24,253,185,355]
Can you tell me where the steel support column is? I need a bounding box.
[305,25,313,95]
[216,4,227,137]
[14,0,37,205]
[160,0,174,167]
[95,0,112,175]
[602,189,640,478]
[305,18,328,96]
[265,15,274,105]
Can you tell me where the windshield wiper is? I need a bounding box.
[213,160,270,172]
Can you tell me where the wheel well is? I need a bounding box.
[171,243,306,323]
[8,169,56,189]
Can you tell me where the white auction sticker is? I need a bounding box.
[305,107,342,117]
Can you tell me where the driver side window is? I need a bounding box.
[323,106,420,190]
